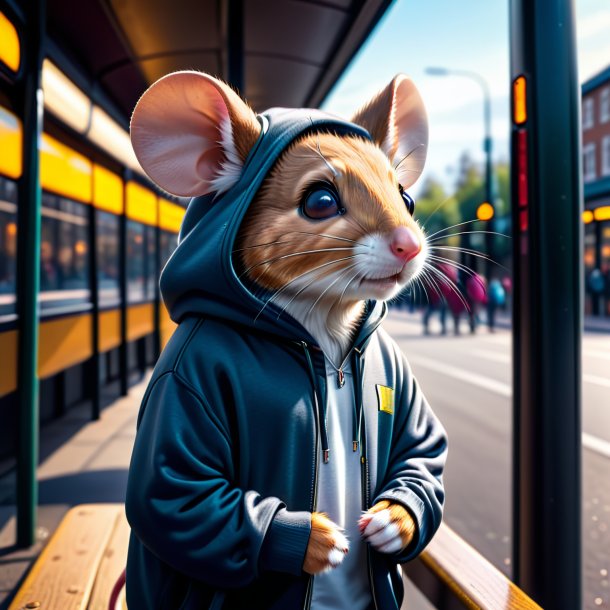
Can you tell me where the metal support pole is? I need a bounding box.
[153,207,162,360]
[224,0,244,93]
[88,202,101,419]
[510,0,582,607]
[119,174,129,397]
[16,0,46,548]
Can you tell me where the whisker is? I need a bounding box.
[336,267,365,310]
[240,246,356,277]
[303,263,360,319]
[425,218,482,241]
[425,263,471,312]
[253,255,357,322]
[428,246,509,271]
[420,269,445,302]
[427,255,478,279]
[288,231,364,245]
[394,144,422,171]
[427,230,510,244]
[418,194,456,230]
[233,238,302,253]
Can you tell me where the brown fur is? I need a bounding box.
[303,512,346,575]
[236,132,418,293]
[367,500,416,550]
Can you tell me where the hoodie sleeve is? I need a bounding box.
[373,358,448,563]
[125,371,311,588]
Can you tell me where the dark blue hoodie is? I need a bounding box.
[125,108,447,610]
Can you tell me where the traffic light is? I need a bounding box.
[476,201,494,221]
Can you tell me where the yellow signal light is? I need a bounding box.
[477,202,494,221]
[513,76,527,125]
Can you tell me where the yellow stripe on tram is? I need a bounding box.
[126,181,157,226]
[0,106,22,179]
[94,164,124,215]
[0,11,20,72]
[40,133,92,203]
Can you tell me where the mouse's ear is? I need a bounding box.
[130,71,260,197]
[351,75,428,189]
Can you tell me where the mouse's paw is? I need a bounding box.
[358,500,415,554]
[303,512,349,575]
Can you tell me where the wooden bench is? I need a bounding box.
[8,504,541,610]
[8,504,128,610]
[405,524,543,610]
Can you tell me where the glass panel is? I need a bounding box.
[160,230,178,269]
[145,224,156,300]
[127,220,145,303]
[97,210,120,308]
[39,193,90,311]
[0,176,17,318]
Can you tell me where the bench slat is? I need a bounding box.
[9,504,123,610]
[87,509,130,610]
[418,523,543,610]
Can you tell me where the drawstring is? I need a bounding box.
[352,348,364,453]
[301,342,330,463]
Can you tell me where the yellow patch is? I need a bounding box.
[376,385,394,415]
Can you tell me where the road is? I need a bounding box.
[383,309,610,610]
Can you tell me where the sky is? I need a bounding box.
[321,0,610,198]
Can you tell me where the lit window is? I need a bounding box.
[601,88,610,124]
[583,98,594,130]
[602,136,610,177]
[583,142,596,182]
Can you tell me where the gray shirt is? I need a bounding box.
[311,359,373,610]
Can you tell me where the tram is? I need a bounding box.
[0,0,583,608]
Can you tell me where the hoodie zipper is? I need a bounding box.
[352,349,379,610]
[300,341,322,610]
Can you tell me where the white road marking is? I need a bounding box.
[582,433,610,459]
[584,349,610,361]
[409,354,511,397]
[469,348,511,365]
[583,373,610,389]
[409,354,610,459]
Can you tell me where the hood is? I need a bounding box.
[159,107,387,347]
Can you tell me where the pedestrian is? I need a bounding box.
[487,277,506,332]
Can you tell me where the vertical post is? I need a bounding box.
[510,0,582,608]
[16,0,46,548]
[153,201,162,360]
[224,0,244,92]
[482,83,495,282]
[119,174,129,396]
[88,201,101,419]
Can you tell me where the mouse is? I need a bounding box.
[125,70,447,610]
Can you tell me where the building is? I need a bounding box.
[582,65,610,316]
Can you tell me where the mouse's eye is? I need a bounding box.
[399,184,415,216]
[301,186,345,220]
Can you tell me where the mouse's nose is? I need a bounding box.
[390,226,421,263]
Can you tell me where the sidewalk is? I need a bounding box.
[0,374,148,608]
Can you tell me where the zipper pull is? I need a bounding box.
[337,369,345,388]
[353,440,359,452]
[323,448,330,463]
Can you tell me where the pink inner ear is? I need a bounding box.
[131,71,233,197]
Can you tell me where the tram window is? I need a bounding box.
[40,193,90,311]
[0,176,17,318]
[97,210,120,308]
[160,230,178,268]
[145,224,156,300]
[127,220,146,303]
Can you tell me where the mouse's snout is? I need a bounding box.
[390,226,421,264]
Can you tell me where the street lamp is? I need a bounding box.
[425,67,495,282]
